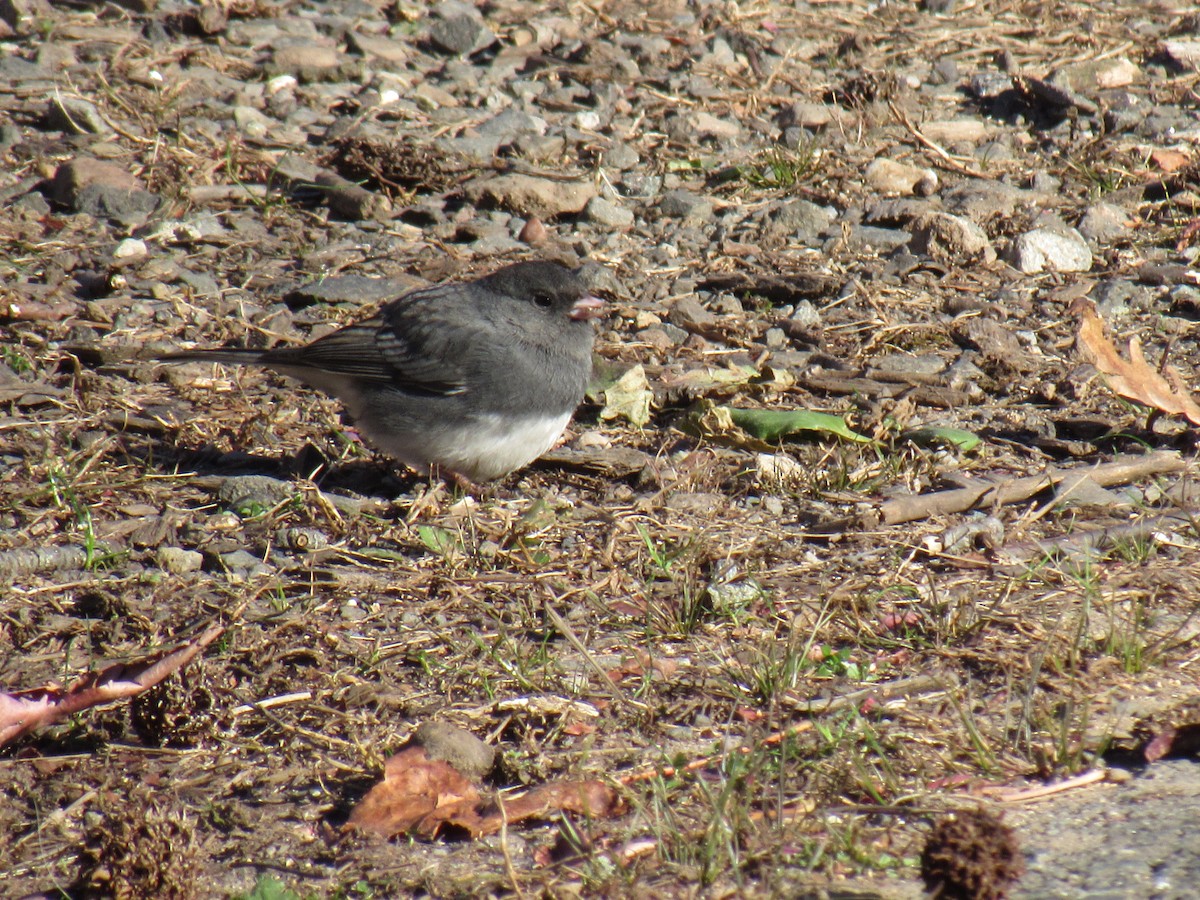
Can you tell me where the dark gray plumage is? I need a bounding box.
[161,261,605,480]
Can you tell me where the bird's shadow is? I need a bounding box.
[129,432,421,501]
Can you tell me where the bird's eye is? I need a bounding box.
[533,292,554,308]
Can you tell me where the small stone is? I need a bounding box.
[45,96,111,135]
[659,189,713,221]
[780,101,842,129]
[1077,203,1134,244]
[289,274,422,307]
[943,180,1037,220]
[1160,41,1200,73]
[518,216,548,245]
[347,32,411,64]
[865,158,937,195]
[233,105,273,139]
[769,199,835,239]
[969,71,1012,99]
[605,143,640,170]
[158,547,203,574]
[1056,56,1139,91]
[666,492,725,513]
[919,119,989,144]
[219,549,267,573]
[464,174,595,218]
[414,721,495,781]
[790,300,822,328]
[668,296,716,333]
[585,195,635,229]
[113,238,147,260]
[687,110,741,140]
[429,13,494,56]
[477,108,546,139]
[51,158,158,226]
[272,44,340,75]
[217,475,295,514]
[575,110,601,130]
[340,601,368,622]
[909,212,996,264]
[1008,227,1093,274]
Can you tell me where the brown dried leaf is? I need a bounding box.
[0,625,225,747]
[347,755,626,839]
[1073,298,1200,425]
[1150,149,1191,173]
[469,781,627,837]
[346,746,481,837]
[1144,722,1200,762]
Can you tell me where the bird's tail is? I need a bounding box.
[158,348,270,366]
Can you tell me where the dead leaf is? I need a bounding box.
[1072,298,1200,425]
[476,780,626,835]
[0,625,225,747]
[346,746,481,837]
[600,363,653,427]
[347,747,626,840]
[1150,149,1191,173]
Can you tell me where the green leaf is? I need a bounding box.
[416,524,460,556]
[727,407,870,443]
[231,875,304,900]
[901,426,982,452]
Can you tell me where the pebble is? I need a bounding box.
[864,158,937,195]
[1008,227,1093,274]
[45,96,111,135]
[1077,202,1134,244]
[668,296,716,333]
[658,189,713,221]
[428,9,494,56]
[768,199,835,239]
[158,547,203,574]
[585,195,635,229]
[51,158,158,226]
[909,211,996,264]
[463,173,595,218]
[414,721,495,781]
[217,475,296,513]
[113,238,147,260]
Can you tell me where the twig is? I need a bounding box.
[888,100,992,180]
[876,451,1186,525]
[496,795,526,900]
[998,510,1200,565]
[619,720,814,787]
[541,595,649,712]
[989,768,1111,802]
[782,673,952,715]
[230,691,314,717]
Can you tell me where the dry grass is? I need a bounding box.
[5,0,1200,896]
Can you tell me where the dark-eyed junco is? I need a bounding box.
[160,261,605,481]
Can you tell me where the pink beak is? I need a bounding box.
[570,294,606,321]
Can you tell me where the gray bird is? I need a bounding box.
[160,261,605,481]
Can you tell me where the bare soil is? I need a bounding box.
[4,1,1200,898]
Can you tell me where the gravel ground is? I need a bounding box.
[5,0,1200,897]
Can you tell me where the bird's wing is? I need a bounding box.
[267,285,497,395]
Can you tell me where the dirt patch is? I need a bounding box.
[4,1,1200,897]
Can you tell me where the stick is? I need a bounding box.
[877,451,1185,525]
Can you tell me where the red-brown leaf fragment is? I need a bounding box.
[346,746,481,837]
[1073,298,1200,425]
[0,625,225,747]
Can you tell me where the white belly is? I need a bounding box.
[365,411,573,481]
